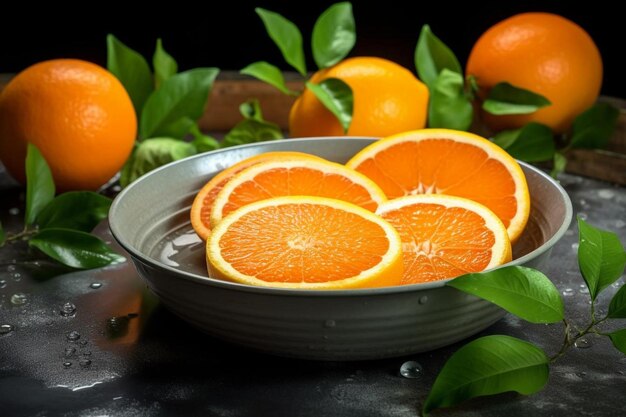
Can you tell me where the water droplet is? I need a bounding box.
[598,189,615,200]
[112,185,122,193]
[0,324,14,335]
[562,288,575,297]
[66,331,81,342]
[418,296,428,305]
[63,362,72,368]
[575,371,587,378]
[400,361,423,379]
[89,282,102,289]
[579,285,589,294]
[8,207,19,215]
[79,358,92,368]
[578,212,588,221]
[82,351,92,357]
[79,340,88,346]
[60,302,76,317]
[324,319,336,328]
[571,242,579,252]
[0,280,6,289]
[10,273,21,282]
[575,338,592,349]
[613,281,622,288]
[10,293,28,305]
[7,265,16,272]
[64,347,76,358]
[579,199,588,207]
[615,220,626,229]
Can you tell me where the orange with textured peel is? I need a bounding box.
[289,57,429,137]
[466,12,602,133]
[0,59,136,191]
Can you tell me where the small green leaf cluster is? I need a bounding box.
[415,27,619,177]
[1,145,123,269]
[241,2,356,132]
[106,35,219,186]
[423,218,626,415]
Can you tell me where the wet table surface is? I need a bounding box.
[1,166,625,417]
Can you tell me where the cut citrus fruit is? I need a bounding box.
[346,129,530,243]
[377,194,512,284]
[210,158,387,228]
[207,196,404,289]
[190,151,322,240]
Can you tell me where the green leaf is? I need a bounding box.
[25,143,55,226]
[423,335,549,415]
[448,266,564,323]
[483,82,551,115]
[119,138,196,187]
[578,218,626,300]
[311,2,356,69]
[609,329,626,354]
[189,123,219,153]
[428,69,473,131]
[140,67,219,139]
[551,151,567,178]
[569,103,620,149]
[35,192,112,232]
[29,228,125,269]
[240,61,297,95]
[153,38,178,89]
[255,7,307,76]
[222,119,284,148]
[305,78,353,133]
[492,123,555,162]
[106,34,153,116]
[240,99,264,121]
[608,284,626,318]
[153,116,196,140]
[0,221,5,246]
[414,25,462,88]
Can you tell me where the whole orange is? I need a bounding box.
[289,57,429,137]
[0,59,137,191]
[466,12,602,133]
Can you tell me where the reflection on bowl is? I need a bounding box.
[109,138,572,360]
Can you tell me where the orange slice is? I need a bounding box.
[377,194,512,284]
[346,129,530,243]
[207,196,404,289]
[191,151,322,240]
[210,158,387,228]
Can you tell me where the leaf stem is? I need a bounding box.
[550,319,572,363]
[5,227,38,243]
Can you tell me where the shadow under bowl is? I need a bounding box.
[109,137,572,360]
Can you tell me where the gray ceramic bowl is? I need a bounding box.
[109,137,572,360]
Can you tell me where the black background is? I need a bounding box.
[1,1,623,97]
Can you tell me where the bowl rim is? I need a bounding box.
[109,137,573,298]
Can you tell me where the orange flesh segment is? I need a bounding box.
[221,166,380,218]
[191,152,321,240]
[353,139,518,229]
[218,203,391,283]
[381,202,501,284]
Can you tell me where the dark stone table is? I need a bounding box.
[1,166,625,417]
